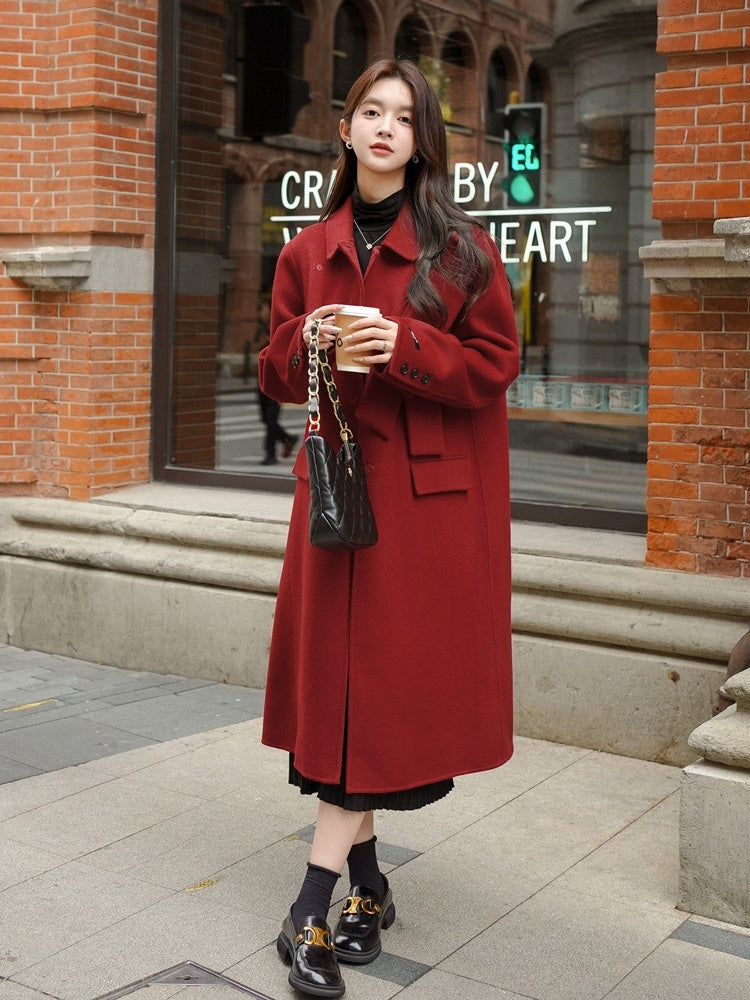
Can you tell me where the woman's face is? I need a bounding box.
[341,77,418,191]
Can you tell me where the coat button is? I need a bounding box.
[410,368,419,379]
[365,464,374,474]
[291,355,300,369]
[400,363,408,375]
[421,373,431,383]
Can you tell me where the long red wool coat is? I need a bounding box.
[258,197,520,795]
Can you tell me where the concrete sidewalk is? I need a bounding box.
[1,645,749,1000]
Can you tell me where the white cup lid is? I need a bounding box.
[336,305,381,316]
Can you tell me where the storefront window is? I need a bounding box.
[155,0,662,528]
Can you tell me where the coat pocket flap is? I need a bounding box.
[410,456,470,495]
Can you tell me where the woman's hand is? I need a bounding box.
[342,316,399,364]
[302,304,343,351]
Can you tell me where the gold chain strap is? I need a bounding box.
[308,319,354,454]
[307,321,322,435]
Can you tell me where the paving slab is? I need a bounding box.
[396,969,531,998]
[554,791,680,907]
[82,695,254,742]
[0,861,171,978]
[378,738,592,854]
[0,983,58,1000]
[0,758,116,821]
[0,715,158,770]
[0,755,41,782]
[0,646,261,786]
[439,882,687,1000]
[80,798,294,891]
[0,834,67,892]
[605,935,750,1000]
[12,895,280,1000]
[0,771,208,860]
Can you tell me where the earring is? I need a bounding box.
[345,141,352,149]
[412,154,419,164]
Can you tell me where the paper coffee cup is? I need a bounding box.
[334,305,381,373]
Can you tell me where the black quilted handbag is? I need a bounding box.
[304,320,378,550]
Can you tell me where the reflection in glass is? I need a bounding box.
[395,16,427,63]
[487,50,510,137]
[333,1,367,103]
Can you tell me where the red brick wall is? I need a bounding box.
[653,0,748,240]
[0,1,158,499]
[647,290,750,575]
[647,0,750,575]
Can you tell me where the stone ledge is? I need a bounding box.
[2,247,92,290]
[714,216,750,262]
[102,483,646,565]
[1,497,286,594]
[640,225,750,293]
[0,495,744,665]
[1,246,154,293]
[97,482,293,523]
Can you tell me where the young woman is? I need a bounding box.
[258,59,519,998]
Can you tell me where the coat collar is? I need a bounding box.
[324,196,420,263]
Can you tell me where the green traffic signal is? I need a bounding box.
[508,173,537,205]
[501,103,545,208]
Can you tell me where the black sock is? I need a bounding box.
[346,836,385,897]
[291,863,340,930]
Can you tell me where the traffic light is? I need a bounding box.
[501,103,545,208]
[242,4,311,138]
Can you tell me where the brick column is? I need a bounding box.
[641,1,750,576]
[0,1,158,499]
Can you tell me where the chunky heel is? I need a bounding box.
[276,933,292,965]
[381,902,396,930]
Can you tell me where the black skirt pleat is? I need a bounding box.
[288,754,454,812]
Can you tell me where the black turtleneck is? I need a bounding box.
[352,188,403,273]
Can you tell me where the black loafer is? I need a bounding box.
[276,912,345,998]
[333,880,395,964]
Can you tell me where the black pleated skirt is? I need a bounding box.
[289,754,454,812]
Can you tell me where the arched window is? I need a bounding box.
[440,32,473,127]
[333,1,367,102]
[487,49,509,136]
[441,32,466,68]
[395,16,427,63]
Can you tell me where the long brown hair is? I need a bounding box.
[322,59,492,324]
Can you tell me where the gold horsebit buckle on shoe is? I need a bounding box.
[296,924,333,950]
[342,895,381,917]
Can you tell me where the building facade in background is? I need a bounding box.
[1,0,748,575]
